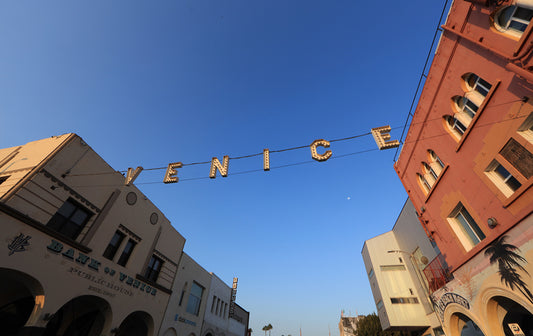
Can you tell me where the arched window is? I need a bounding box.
[494,5,533,37]
[444,115,467,140]
[454,96,479,119]
[417,173,431,194]
[428,150,445,175]
[463,73,492,97]
[445,74,492,141]
[423,162,438,181]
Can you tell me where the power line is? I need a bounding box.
[393,0,451,162]
[64,105,528,180]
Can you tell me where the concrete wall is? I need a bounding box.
[201,273,232,336]
[159,253,212,336]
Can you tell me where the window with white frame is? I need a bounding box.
[445,74,492,141]
[417,173,432,194]
[518,112,533,143]
[447,203,486,251]
[494,5,533,38]
[485,160,523,197]
[428,150,445,175]
[454,96,479,120]
[444,115,467,140]
[464,73,492,98]
[422,162,438,183]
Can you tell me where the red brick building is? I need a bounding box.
[394,0,533,334]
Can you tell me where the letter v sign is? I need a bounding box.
[125,166,143,185]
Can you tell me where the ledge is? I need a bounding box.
[135,274,172,295]
[503,176,533,208]
[424,165,449,204]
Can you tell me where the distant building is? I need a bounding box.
[201,273,233,336]
[394,0,533,334]
[228,303,249,336]
[338,314,362,336]
[362,199,443,336]
[159,253,212,336]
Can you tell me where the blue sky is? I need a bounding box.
[2,1,447,336]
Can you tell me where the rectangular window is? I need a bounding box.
[509,7,533,33]
[0,176,9,185]
[472,76,492,97]
[103,231,126,260]
[380,265,406,271]
[448,204,485,251]
[376,300,384,310]
[368,268,374,279]
[144,255,163,282]
[46,198,92,240]
[117,239,136,266]
[518,112,533,143]
[211,296,217,313]
[179,288,186,306]
[454,118,467,135]
[486,160,522,196]
[462,98,479,118]
[390,297,419,304]
[186,282,204,316]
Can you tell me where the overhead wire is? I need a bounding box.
[62,109,532,188]
[393,0,451,162]
[63,103,528,182]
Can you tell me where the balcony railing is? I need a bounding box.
[423,253,453,294]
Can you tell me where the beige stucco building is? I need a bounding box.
[1,134,185,335]
[0,134,249,336]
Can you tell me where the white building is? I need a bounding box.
[361,199,443,335]
[201,273,233,336]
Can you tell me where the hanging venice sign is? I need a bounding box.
[124,126,400,185]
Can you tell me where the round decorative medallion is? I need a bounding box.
[126,192,137,205]
[150,212,158,225]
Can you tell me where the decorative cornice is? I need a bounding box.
[154,249,178,267]
[41,169,101,213]
[118,224,142,243]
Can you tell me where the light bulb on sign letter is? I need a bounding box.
[210,156,229,178]
[310,139,332,162]
[163,162,183,183]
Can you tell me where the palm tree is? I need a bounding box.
[485,235,533,303]
[262,326,268,336]
[267,324,273,336]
